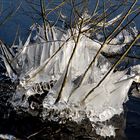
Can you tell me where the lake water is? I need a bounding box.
[0,0,72,44]
[0,0,140,44]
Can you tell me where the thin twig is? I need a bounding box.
[55,18,84,104]
[82,33,140,103]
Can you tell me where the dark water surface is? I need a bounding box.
[0,0,140,44]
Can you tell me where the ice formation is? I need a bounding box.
[0,20,139,137]
[0,134,16,140]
